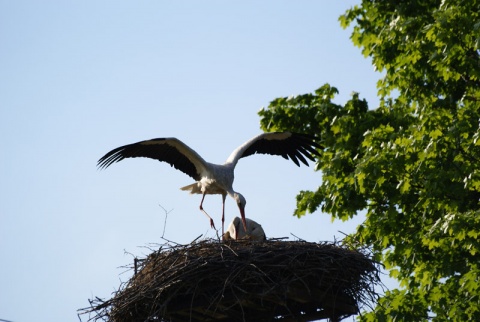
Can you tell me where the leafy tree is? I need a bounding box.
[258,0,480,320]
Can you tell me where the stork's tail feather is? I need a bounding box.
[180,183,202,194]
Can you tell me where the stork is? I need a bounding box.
[97,132,321,238]
[223,217,266,241]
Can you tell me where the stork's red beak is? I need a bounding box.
[240,207,247,232]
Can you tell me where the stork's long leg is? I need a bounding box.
[199,192,216,229]
[221,193,227,236]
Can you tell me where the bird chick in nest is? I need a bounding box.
[223,217,266,241]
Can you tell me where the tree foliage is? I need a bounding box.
[258,1,480,320]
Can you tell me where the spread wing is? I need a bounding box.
[225,132,322,167]
[97,138,209,180]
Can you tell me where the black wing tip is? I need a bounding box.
[270,131,322,167]
[97,154,113,170]
[294,132,324,151]
[295,134,322,166]
[96,144,132,170]
[97,152,120,169]
[97,158,114,169]
[96,138,164,170]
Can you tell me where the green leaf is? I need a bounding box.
[259,1,480,320]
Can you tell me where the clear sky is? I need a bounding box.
[1,1,384,321]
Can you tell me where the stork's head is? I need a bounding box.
[233,192,247,232]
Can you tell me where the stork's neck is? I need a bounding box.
[228,190,246,204]
[227,189,238,199]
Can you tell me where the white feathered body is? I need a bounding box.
[180,162,236,197]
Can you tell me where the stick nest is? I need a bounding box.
[80,239,380,322]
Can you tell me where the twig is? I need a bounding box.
[189,234,203,245]
[158,204,174,238]
[290,233,307,242]
[267,236,289,241]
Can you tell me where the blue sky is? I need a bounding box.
[1,2,385,321]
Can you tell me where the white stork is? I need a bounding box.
[97,132,321,238]
[223,217,266,241]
